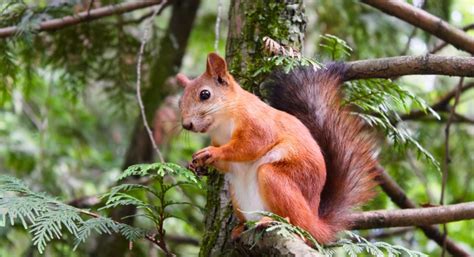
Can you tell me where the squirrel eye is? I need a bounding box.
[199,90,211,101]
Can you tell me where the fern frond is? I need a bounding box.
[0,175,33,194]
[120,162,200,186]
[344,79,440,170]
[343,231,427,257]
[100,193,155,212]
[73,216,146,250]
[106,184,160,200]
[319,34,353,60]
[31,208,82,253]
[0,175,148,254]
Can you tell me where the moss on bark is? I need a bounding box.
[225,0,306,93]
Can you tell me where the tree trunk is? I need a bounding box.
[199,1,307,256]
[90,1,200,256]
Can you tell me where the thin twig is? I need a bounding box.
[0,1,165,38]
[86,0,95,16]
[135,2,168,163]
[214,0,223,51]
[123,2,171,25]
[453,113,474,124]
[399,82,474,121]
[400,28,417,55]
[440,77,464,257]
[407,153,434,202]
[365,227,414,240]
[399,0,425,55]
[134,4,178,255]
[361,0,474,54]
[430,24,474,54]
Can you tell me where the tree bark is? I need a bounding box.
[199,1,307,256]
[90,1,200,256]
[236,228,323,257]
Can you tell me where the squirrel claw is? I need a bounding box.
[192,146,218,166]
[187,162,209,176]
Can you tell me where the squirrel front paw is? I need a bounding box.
[192,146,220,167]
[187,162,209,176]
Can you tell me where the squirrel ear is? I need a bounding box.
[176,73,190,88]
[206,53,228,79]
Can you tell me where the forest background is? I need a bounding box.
[0,0,473,256]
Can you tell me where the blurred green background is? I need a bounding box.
[0,0,473,256]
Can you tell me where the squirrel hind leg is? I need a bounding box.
[257,163,335,244]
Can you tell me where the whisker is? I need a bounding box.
[160,119,181,124]
[200,102,240,116]
[183,129,191,149]
[169,123,183,135]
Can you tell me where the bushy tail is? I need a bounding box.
[263,64,379,233]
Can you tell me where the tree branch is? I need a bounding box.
[344,55,474,81]
[351,202,474,229]
[261,37,474,80]
[401,113,474,124]
[378,169,471,257]
[399,82,474,121]
[234,201,474,256]
[0,0,165,39]
[440,77,464,256]
[365,227,414,240]
[430,23,474,54]
[360,0,474,55]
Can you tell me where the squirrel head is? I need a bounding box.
[177,53,238,133]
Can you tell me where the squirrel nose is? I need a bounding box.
[182,121,193,130]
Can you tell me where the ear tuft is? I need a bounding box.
[206,53,228,78]
[176,73,190,88]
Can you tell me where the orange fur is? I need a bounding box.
[178,53,378,244]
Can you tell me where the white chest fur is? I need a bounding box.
[226,162,266,221]
[227,149,284,221]
[209,120,284,221]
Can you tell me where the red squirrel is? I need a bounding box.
[176,53,379,244]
